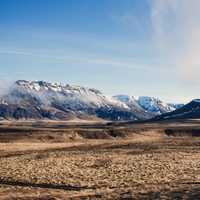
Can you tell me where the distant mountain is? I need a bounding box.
[113,95,155,119]
[0,80,182,121]
[137,96,176,114]
[154,99,200,120]
[114,95,183,116]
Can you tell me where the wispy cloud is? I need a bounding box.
[0,47,169,71]
[0,49,37,57]
[151,0,200,83]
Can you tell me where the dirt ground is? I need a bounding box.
[0,120,200,199]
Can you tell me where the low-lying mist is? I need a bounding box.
[0,80,15,98]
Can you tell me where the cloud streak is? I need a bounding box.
[0,47,169,72]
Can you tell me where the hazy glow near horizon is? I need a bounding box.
[0,0,200,103]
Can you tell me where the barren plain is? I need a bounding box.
[0,120,200,199]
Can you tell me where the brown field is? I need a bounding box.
[0,120,200,199]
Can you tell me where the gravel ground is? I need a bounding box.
[0,133,200,199]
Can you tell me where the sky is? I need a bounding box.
[0,0,200,103]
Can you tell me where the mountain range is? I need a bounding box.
[0,80,184,121]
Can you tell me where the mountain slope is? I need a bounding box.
[113,95,155,119]
[114,95,182,116]
[154,99,200,120]
[137,96,176,114]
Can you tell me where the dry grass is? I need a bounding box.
[0,121,200,199]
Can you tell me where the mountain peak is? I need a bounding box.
[15,80,103,95]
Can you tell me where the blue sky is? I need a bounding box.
[0,0,200,103]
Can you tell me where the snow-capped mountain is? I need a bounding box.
[114,95,183,116]
[13,80,127,109]
[137,96,176,114]
[113,95,155,119]
[0,80,144,121]
[0,80,182,121]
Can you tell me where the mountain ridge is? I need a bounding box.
[154,99,200,121]
[0,80,183,121]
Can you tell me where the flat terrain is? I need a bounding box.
[0,120,200,199]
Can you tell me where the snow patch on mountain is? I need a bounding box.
[114,95,178,115]
[14,80,123,108]
[137,96,175,114]
[113,95,144,110]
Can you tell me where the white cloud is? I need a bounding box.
[151,0,200,83]
[0,80,14,97]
